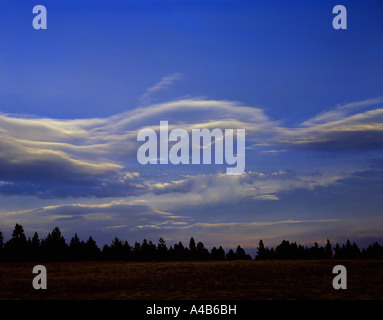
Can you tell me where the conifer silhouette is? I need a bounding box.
[0,224,382,262]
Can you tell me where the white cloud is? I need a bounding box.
[143,170,347,211]
[139,73,183,105]
[301,97,383,126]
[0,95,381,199]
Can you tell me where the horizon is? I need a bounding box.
[1,222,379,261]
[0,0,382,252]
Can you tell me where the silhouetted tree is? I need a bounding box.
[135,239,157,261]
[211,246,226,260]
[173,241,186,260]
[325,239,333,259]
[81,236,99,260]
[189,237,196,259]
[211,246,218,259]
[27,232,41,261]
[0,230,3,250]
[133,241,141,260]
[334,243,341,259]
[69,233,84,261]
[363,242,383,259]
[352,242,362,258]
[196,241,210,260]
[275,240,293,259]
[157,237,168,260]
[307,242,326,259]
[256,240,277,259]
[101,244,112,260]
[121,240,132,261]
[256,240,266,260]
[148,240,157,260]
[333,240,362,259]
[217,246,226,260]
[140,239,156,260]
[41,227,68,261]
[1,223,382,262]
[344,239,353,258]
[0,230,3,261]
[4,224,28,261]
[236,245,251,260]
[110,237,124,260]
[269,248,276,259]
[226,249,236,260]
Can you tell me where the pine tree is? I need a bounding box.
[196,241,209,260]
[85,236,100,260]
[0,230,3,250]
[69,233,83,261]
[189,237,196,259]
[5,224,27,261]
[217,246,226,260]
[110,237,123,260]
[29,232,41,261]
[256,240,266,260]
[157,237,168,260]
[226,249,236,260]
[0,230,3,261]
[325,239,332,259]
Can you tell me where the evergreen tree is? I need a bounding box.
[174,241,186,260]
[110,237,124,260]
[157,237,168,260]
[334,243,341,259]
[325,239,332,259]
[256,240,266,260]
[196,241,209,260]
[82,236,99,260]
[101,244,112,260]
[121,240,132,261]
[364,242,383,258]
[217,246,226,260]
[275,240,291,259]
[0,230,3,250]
[211,246,218,259]
[189,237,196,259]
[28,232,41,261]
[4,224,28,261]
[351,242,361,258]
[69,233,83,261]
[133,241,141,260]
[0,230,3,261]
[41,227,68,261]
[235,245,249,260]
[226,248,236,260]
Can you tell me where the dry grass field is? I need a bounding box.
[0,260,382,300]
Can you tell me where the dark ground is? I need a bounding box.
[0,260,382,300]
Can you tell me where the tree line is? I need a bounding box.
[0,224,382,262]
[256,239,383,260]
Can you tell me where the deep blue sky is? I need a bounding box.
[0,0,382,250]
[2,0,382,120]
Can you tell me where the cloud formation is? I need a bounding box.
[139,73,183,105]
[276,98,383,151]
[0,96,381,199]
[3,199,188,235]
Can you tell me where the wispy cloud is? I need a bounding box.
[132,217,383,248]
[277,107,383,151]
[3,200,189,234]
[0,96,381,199]
[144,170,347,211]
[139,73,183,105]
[301,97,383,126]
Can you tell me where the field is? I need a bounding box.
[0,260,382,300]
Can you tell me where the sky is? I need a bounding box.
[0,0,382,252]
